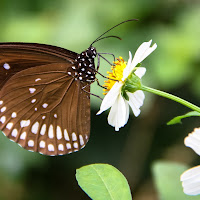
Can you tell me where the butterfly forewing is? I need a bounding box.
[0,43,77,89]
[0,43,92,156]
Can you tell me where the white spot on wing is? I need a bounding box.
[56,126,62,140]
[54,114,57,118]
[48,144,54,151]
[11,129,18,137]
[35,78,41,82]
[3,63,10,70]
[28,140,34,147]
[79,135,84,146]
[20,120,30,128]
[39,140,45,148]
[11,112,17,118]
[6,122,13,130]
[35,108,38,111]
[48,124,54,138]
[58,144,64,151]
[31,99,36,103]
[0,100,3,105]
[73,142,78,148]
[0,116,6,123]
[20,132,26,140]
[40,124,46,135]
[72,132,77,141]
[64,129,70,141]
[29,88,36,93]
[1,106,6,112]
[80,144,86,149]
[42,116,46,119]
[42,103,48,108]
[31,121,39,134]
[17,144,23,149]
[66,143,71,149]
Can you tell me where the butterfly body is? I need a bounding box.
[0,43,97,156]
[67,46,97,83]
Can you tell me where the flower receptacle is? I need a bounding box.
[121,71,142,100]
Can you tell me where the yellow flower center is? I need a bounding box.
[103,56,126,95]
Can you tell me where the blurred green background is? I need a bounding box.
[0,0,200,199]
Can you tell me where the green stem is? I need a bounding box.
[141,85,200,113]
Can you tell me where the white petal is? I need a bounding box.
[181,166,200,195]
[181,166,200,181]
[122,41,157,80]
[108,94,129,131]
[127,90,145,117]
[124,101,130,125]
[97,82,123,115]
[184,128,200,156]
[122,51,132,81]
[127,51,132,69]
[132,40,157,66]
[134,67,146,79]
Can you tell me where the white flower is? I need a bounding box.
[97,40,157,131]
[181,128,200,195]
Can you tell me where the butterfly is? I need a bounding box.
[0,19,137,156]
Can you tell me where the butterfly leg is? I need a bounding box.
[81,84,103,100]
[96,70,118,82]
[88,54,118,82]
[98,52,115,64]
[96,52,115,71]
[98,54,113,67]
[95,78,106,89]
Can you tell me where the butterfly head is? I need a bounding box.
[86,46,97,58]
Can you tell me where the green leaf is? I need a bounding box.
[152,161,200,200]
[167,111,200,125]
[76,164,132,200]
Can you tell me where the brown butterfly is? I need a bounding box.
[0,20,137,156]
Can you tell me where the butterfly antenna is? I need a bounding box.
[94,35,122,43]
[91,19,138,46]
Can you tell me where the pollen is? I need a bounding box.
[103,57,126,94]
